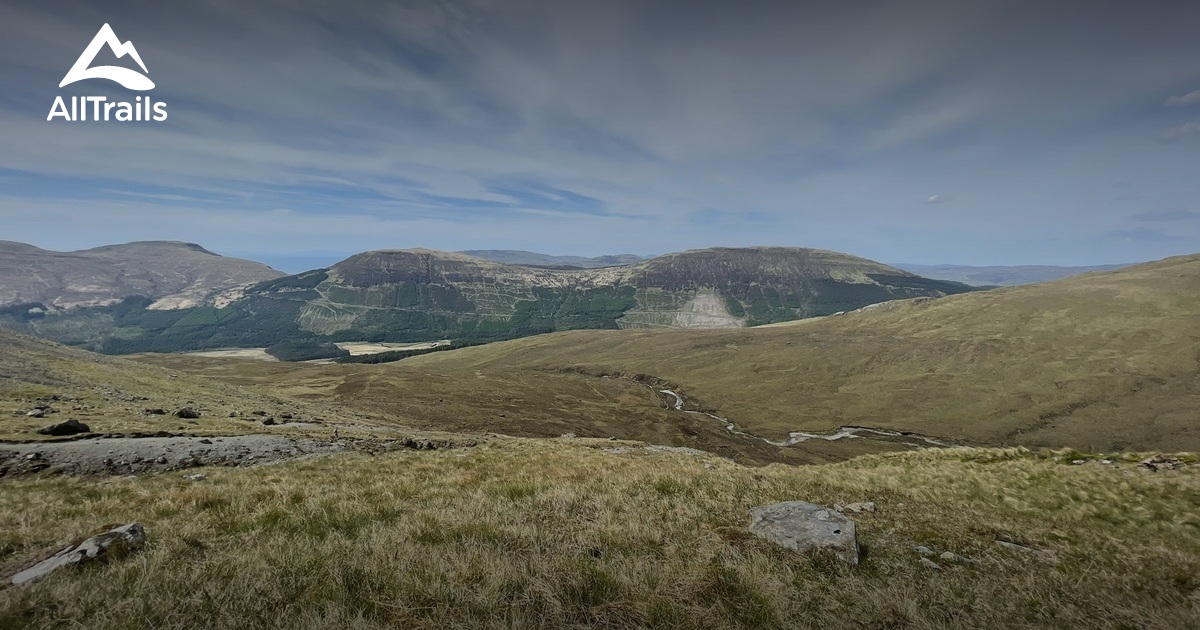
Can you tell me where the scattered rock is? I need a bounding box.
[1070,459,1085,465]
[747,501,859,564]
[261,417,276,426]
[997,540,1059,563]
[560,432,576,439]
[251,411,267,417]
[914,545,935,557]
[11,523,147,586]
[939,550,972,565]
[174,408,201,419]
[280,413,293,420]
[36,419,90,436]
[155,456,168,464]
[25,408,46,418]
[228,411,240,418]
[836,502,876,514]
[143,408,167,415]
[199,438,212,445]
[919,557,942,571]
[184,473,206,481]
[1140,455,1184,472]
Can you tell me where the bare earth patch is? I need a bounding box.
[335,340,451,356]
[182,348,278,361]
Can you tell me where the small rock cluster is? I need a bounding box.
[914,544,975,570]
[1140,454,1185,472]
[25,404,56,418]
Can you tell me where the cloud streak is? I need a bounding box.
[1165,90,1200,107]
[0,0,1198,266]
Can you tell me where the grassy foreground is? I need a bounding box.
[2,441,1197,629]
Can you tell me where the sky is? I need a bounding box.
[1,0,1199,273]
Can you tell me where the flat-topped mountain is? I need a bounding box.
[0,245,975,355]
[0,241,285,311]
[283,246,973,339]
[457,249,646,268]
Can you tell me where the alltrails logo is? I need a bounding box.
[48,24,168,122]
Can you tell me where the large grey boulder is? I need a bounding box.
[11,523,146,586]
[747,501,859,564]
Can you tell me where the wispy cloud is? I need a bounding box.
[1165,90,1200,107]
[1132,209,1200,222]
[1160,119,1200,141]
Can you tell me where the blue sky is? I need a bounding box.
[1,0,1199,273]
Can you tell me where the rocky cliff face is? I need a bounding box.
[0,241,285,311]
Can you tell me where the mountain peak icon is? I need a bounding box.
[59,23,155,91]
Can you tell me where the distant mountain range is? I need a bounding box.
[457,250,647,268]
[892,263,1130,286]
[0,244,975,357]
[0,241,284,310]
[461,250,1132,286]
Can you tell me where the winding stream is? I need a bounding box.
[657,389,950,449]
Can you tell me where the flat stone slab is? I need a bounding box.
[747,501,859,564]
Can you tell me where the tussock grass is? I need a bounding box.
[2,441,1197,629]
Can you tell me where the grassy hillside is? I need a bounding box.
[2,441,1197,629]
[358,253,1200,452]
[0,329,418,442]
[138,352,893,466]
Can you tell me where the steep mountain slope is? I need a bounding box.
[0,241,285,310]
[895,262,1129,286]
[3,246,976,355]
[457,249,646,268]
[379,253,1200,452]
